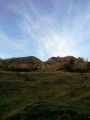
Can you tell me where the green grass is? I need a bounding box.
[0,71,90,120]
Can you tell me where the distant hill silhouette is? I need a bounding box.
[46,56,76,64]
[0,56,90,72]
[3,56,42,64]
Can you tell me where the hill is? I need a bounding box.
[46,56,89,72]
[3,56,42,64]
[0,56,43,72]
[0,56,89,73]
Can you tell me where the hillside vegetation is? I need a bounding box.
[0,56,90,120]
[0,56,90,72]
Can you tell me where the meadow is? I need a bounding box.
[0,71,90,120]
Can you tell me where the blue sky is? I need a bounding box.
[0,0,90,60]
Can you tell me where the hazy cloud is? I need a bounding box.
[0,0,90,60]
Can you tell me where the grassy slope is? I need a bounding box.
[0,71,90,119]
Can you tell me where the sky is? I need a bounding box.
[0,0,90,61]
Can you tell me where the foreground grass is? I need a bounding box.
[0,71,90,120]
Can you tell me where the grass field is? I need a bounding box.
[0,71,90,120]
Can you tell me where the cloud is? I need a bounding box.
[0,31,30,58]
[0,0,90,60]
[18,2,90,60]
